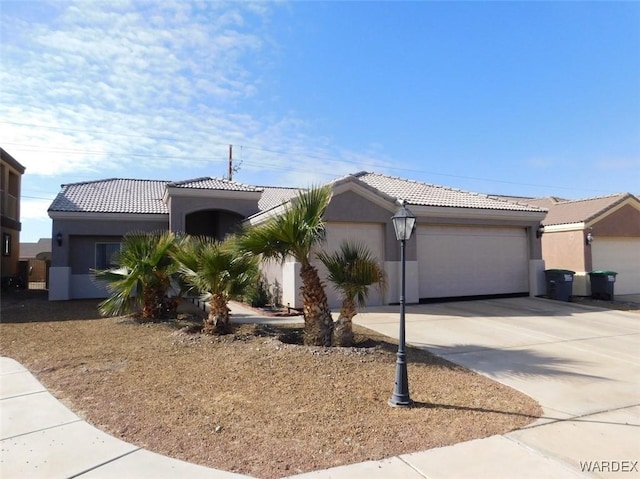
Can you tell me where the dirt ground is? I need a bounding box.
[1,290,542,478]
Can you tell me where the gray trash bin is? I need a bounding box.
[545,269,575,302]
[588,271,617,301]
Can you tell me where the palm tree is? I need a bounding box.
[239,186,334,346]
[317,241,386,347]
[174,235,259,334]
[94,230,179,321]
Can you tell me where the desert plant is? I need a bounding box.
[317,241,386,346]
[247,274,271,308]
[239,186,334,346]
[271,279,283,308]
[174,235,259,334]
[94,230,180,321]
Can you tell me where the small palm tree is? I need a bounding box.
[239,186,334,346]
[174,235,259,334]
[317,241,386,347]
[94,230,179,321]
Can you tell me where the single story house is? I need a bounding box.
[48,171,548,306]
[527,194,640,296]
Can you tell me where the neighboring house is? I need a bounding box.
[19,238,52,288]
[48,171,547,306]
[527,194,640,296]
[1,147,26,284]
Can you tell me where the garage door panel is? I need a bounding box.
[417,226,528,299]
[591,238,640,295]
[312,223,385,308]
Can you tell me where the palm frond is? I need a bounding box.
[239,185,331,265]
[317,240,387,307]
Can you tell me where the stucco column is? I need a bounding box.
[282,261,302,309]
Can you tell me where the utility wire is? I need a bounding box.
[3,121,622,194]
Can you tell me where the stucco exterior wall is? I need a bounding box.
[168,196,259,232]
[49,215,168,300]
[591,204,640,236]
[51,216,168,267]
[541,230,587,273]
[325,190,400,261]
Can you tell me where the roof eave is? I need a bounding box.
[48,211,169,221]
[410,205,547,222]
[164,186,263,202]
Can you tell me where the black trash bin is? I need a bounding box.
[544,269,575,302]
[588,271,617,301]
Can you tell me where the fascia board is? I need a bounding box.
[244,203,289,226]
[48,211,168,222]
[410,205,547,223]
[542,222,585,233]
[165,186,262,201]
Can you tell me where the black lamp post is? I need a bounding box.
[389,200,416,407]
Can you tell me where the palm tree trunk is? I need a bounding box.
[334,298,356,347]
[203,293,231,334]
[141,284,164,321]
[300,263,334,346]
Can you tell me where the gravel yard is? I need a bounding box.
[0,290,541,478]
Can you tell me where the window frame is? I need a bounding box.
[95,242,121,270]
[2,233,11,256]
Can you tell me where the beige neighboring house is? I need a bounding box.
[1,147,26,284]
[528,194,640,296]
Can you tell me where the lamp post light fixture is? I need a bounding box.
[389,199,416,407]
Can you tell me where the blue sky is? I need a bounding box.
[1,1,638,242]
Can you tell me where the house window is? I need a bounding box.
[95,243,121,270]
[2,233,10,256]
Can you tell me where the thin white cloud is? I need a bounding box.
[20,198,54,221]
[525,157,554,169]
[594,157,640,170]
[1,1,272,172]
[1,0,393,191]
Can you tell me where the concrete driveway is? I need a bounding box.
[348,297,640,478]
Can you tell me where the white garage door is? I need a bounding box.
[417,225,529,299]
[313,222,385,309]
[591,237,640,295]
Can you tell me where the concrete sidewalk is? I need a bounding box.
[0,357,252,479]
[2,297,639,478]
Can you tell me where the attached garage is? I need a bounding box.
[591,237,640,295]
[416,225,529,300]
[245,171,547,309]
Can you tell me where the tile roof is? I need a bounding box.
[19,238,52,258]
[526,193,635,226]
[48,172,553,217]
[258,186,302,211]
[168,177,262,192]
[48,179,169,214]
[352,172,546,212]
